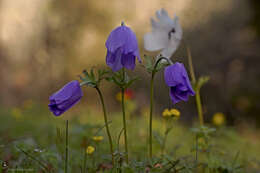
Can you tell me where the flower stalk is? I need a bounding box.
[149,57,172,159]
[149,73,155,158]
[95,86,114,166]
[121,68,129,163]
[161,128,170,156]
[83,147,87,173]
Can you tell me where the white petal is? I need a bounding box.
[144,31,168,51]
[160,37,181,58]
[153,9,174,31]
[173,15,182,40]
[157,9,174,27]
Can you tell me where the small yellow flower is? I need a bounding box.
[212,112,225,126]
[162,108,180,118]
[92,136,104,142]
[162,109,172,117]
[170,109,180,117]
[86,146,95,154]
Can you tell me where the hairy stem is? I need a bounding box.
[95,87,114,166]
[149,74,155,159]
[121,87,128,163]
[121,68,129,163]
[149,56,172,159]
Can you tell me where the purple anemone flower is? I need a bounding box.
[164,62,195,104]
[105,23,141,71]
[48,80,83,116]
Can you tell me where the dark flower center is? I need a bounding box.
[168,28,176,39]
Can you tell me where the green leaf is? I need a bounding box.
[81,70,92,81]
[124,77,139,88]
[106,76,122,87]
[90,68,95,81]
[105,77,114,82]
[112,76,123,86]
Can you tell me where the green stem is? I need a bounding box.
[120,68,129,164]
[117,127,125,151]
[195,89,204,125]
[95,87,114,166]
[195,135,198,164]
[186,46,204,125]
[148,57,172,159]
[65,120,68,173]
[83,147,87,173]
[149,74,155,159]
[121,86,129,163]
[161,130,169,156]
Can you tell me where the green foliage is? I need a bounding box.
[79,68,109,88]
[105,69,139,89]
[143,55,171,75]
[0,105,259,172]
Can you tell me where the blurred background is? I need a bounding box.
[1,0,260,126]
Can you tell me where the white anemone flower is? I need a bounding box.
[144,8,182,59]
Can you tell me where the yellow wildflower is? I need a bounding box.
[162,108,180,118]
[212,112,225,126]
[92,136,104,142]
[86,146,95,154]
[162,109,172,117]
[170,109,180,117]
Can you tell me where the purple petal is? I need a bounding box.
[48,80,83,116]
[169,87,182,104]
[105,25,138,54]
[165,62,195,104]
[121,53,136,70]
[106,49,123,72]
[134,49,142,63]
[164,62,185,87]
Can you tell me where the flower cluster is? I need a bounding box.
[162,108,180,118]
